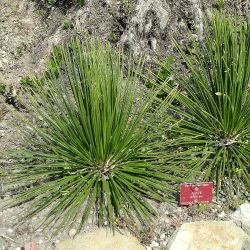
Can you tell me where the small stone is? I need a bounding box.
[233,195,238,200]
[68,228,77,238]
[24,242,38,250]
[192,34,198,41]
[7,228,14,233]
[103,221,108,226]
[164,210,169,215]
[218,211,226,218]
[164,217,170,224]
[150,241,159,248]
[176,207,182,213]
[160,241,167,247]
[160,233,166,240]
[149,37,157,51]
[146,247,152,250]
[144,20,152,33]
[179,21,186,28]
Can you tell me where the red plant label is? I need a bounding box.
[180,182,213,206]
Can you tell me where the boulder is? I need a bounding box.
[57,228,145,250]
[231,202,250,235]
[166,220,250,250]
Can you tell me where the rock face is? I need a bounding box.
[166,220,250,250]
[231,203,250,235]
[57,228,145,250]
[1,0,248,87]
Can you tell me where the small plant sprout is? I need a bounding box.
[121,0,133,14]
[63,19,74,30]
[215,0,225,11]
[0,82,6,95]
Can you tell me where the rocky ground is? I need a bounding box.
[0,0,249,249]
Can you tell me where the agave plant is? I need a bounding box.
[4,39,181,233]
[160,13,250,196]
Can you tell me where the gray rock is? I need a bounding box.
[167,220,250,250]
[149,37,157,51]
[231,202,250,235]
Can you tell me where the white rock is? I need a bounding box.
[149,37,157,51]
[160,241,167,247]
[176,207,182,213]
[150,241,159,248]
[68,228,77,238]
[58,228,145,250]
[231,202,250,234]
[144,19,152,33]
[164,217,170,224]
[160,233,166,240]
[217,211,226,218]
[167,220,250,250]
[145,247,152,250]
[164,210,169,215]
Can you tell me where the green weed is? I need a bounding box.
[0,83,6,95]
[63,19,74,30]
